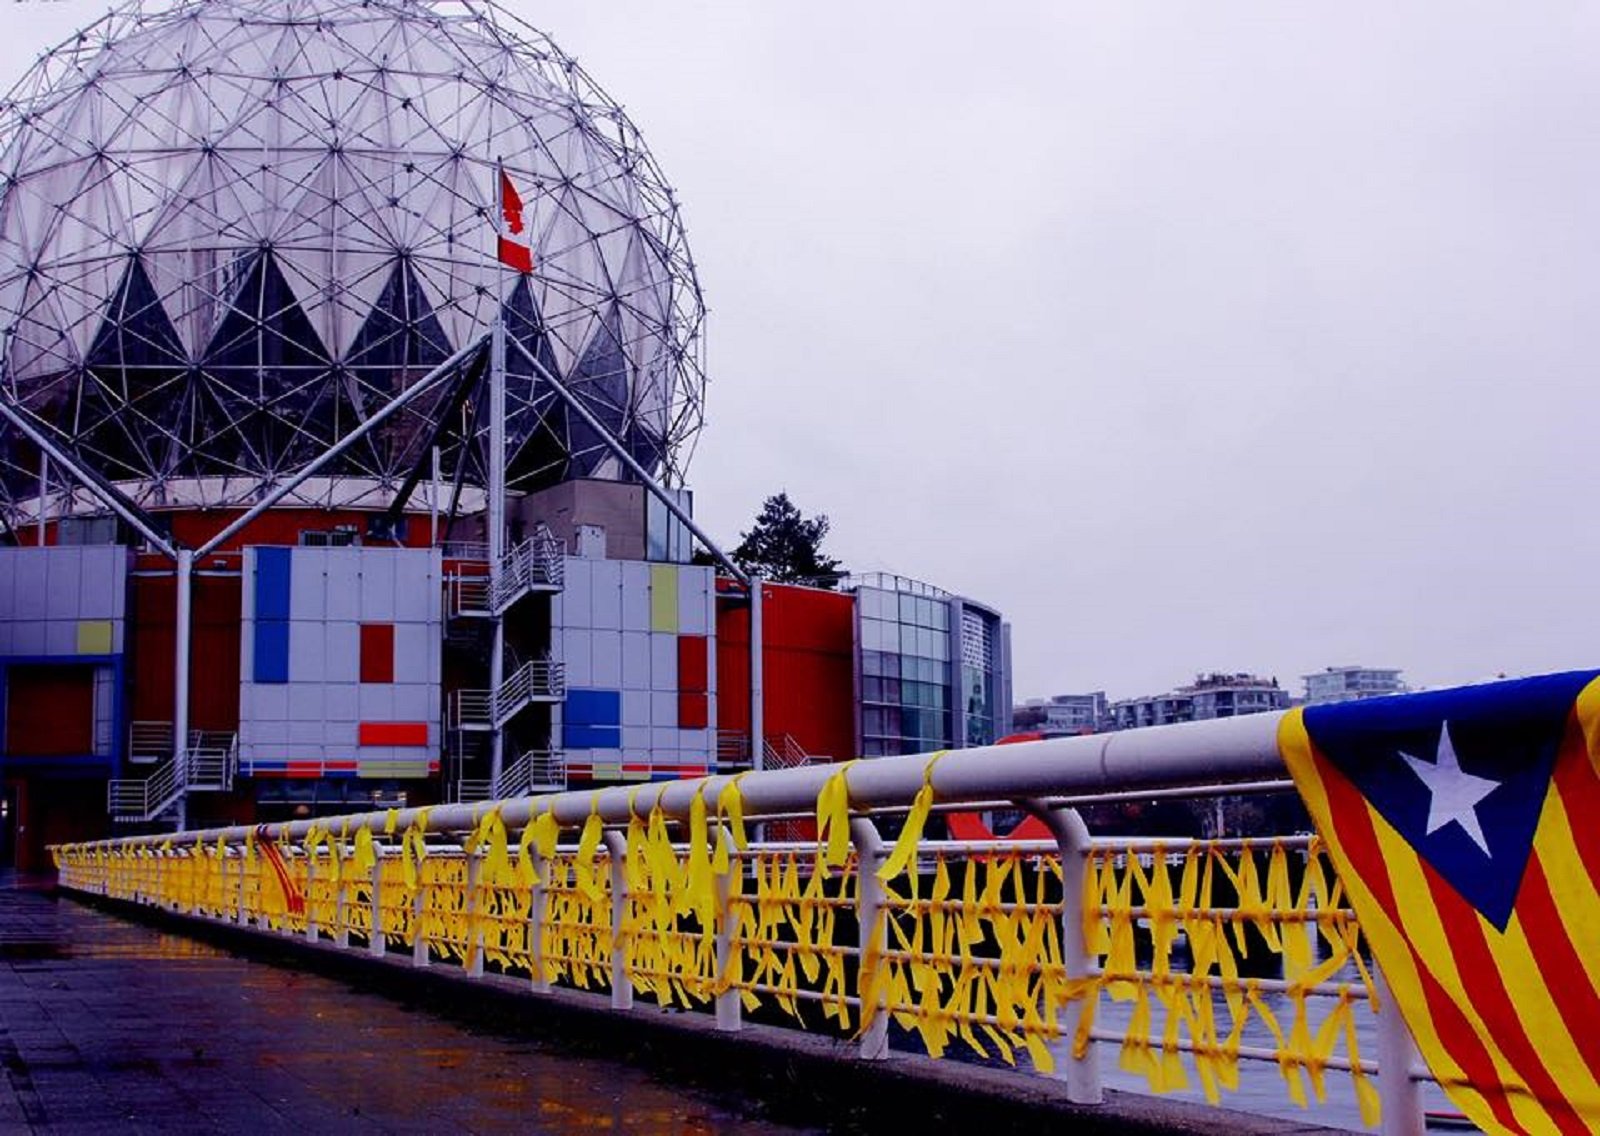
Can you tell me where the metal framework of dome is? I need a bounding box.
[0,0,706,523]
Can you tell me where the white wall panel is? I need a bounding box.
[649,633,676,692]
[650,691,676,727]
[325,683,359,722]
[620,561,650,630]
[12,621,44,654]
[590,561,622,630]
[591,630,622,688]
[316,623,352,684]
[13,554,46,615]
[622,724,650,752]
[358,685,396,720]
[43,621,76,656]
[288,719,324,746]
[561,559,592,631]
[564,630,592,687]
[650,726,680,752]
[290,548,326,620]
[678,567,711,636]
[358,550,397,621]
[392,622,430,684]
[622,689,649,727]
[620,631,650,690]
[290,623,325,682]
[287,684,324,722]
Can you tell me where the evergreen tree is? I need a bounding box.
[731,492,845,587]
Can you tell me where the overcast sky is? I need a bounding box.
[5,2,1598,702]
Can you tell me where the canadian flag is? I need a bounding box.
[496,165,534,274]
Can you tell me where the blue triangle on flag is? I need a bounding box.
[1303,670,1596,931]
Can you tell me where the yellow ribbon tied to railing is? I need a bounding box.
[401,808,430,890]
[814,761,856,873]
[878,750,946,884]
[712,774,749,877]
[574,794,605,903]
[516,808,558,888]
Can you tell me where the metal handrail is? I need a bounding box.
[127,720,173,764]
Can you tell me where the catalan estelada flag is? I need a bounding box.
[1280,670,1600,1133]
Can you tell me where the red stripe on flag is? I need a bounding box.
[1421,858,1588,1134]
[1552,721,1600,869]
[497,235,532,273]
[1516,850,1600,1085]
[1316,750,1522,1132]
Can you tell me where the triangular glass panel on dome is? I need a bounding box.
[341,257,457,481]
[198,248,337,476]
[562,302,630,479]
[502,275,569,491]
[78,255,189,480]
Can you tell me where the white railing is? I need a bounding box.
[448,660,566,729]
[447,535,564,618]
[107,731,238,822]
[127,720,173,765]
[62,708,1473,1134]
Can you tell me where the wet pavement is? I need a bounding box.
[0,878,820,1134]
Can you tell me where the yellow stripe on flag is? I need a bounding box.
[1278,710,1499,1131]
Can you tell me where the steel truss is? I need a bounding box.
[0,0,707,525]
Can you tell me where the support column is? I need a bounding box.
[487,314,507,791]
[172,549,192,830]
[749,578,763,772]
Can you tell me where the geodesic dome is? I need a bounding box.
[0,0,705,520]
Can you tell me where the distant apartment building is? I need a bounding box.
[1303,666,1405,705]
[1032,692,1107,734]
[1109,672,1289,730]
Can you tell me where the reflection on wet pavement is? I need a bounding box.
[0,880,822,1134]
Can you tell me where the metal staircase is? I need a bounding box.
[447,658,565,731]
[447,534,563,618]
[447,749,567,803]
[107,730,238,823]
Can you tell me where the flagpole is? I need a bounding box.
[487,158,509,795]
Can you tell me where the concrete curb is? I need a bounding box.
[60,887,1347,1135]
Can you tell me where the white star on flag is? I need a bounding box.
[1401,723,1500,855]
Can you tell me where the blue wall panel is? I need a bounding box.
[564,723,622,749]
[255,547,292,620]
[565,688,621,727]
[254,620,289,684]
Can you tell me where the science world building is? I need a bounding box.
[0,0,1009,871]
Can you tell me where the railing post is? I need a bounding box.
[713,826,741,1032]
[1024,801,1104,1104]
[412,865,430,967]
[304,849,319,942]
[603,829,632,1011]
[333,844,350,949]
[369,852,386,957]
[1375,966,1425,1136]
[849,816,890,1061]
[529,843,550,993]
[465,851,485,978]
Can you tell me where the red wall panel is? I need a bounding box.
[360,623,395,683]
[5,665,94,756]
[717,582,856,763]
[128,569,241,731]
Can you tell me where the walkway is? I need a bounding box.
[0,879,814,1134]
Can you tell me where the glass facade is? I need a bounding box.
[857,582,951,758]
[850,574,1009,759]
